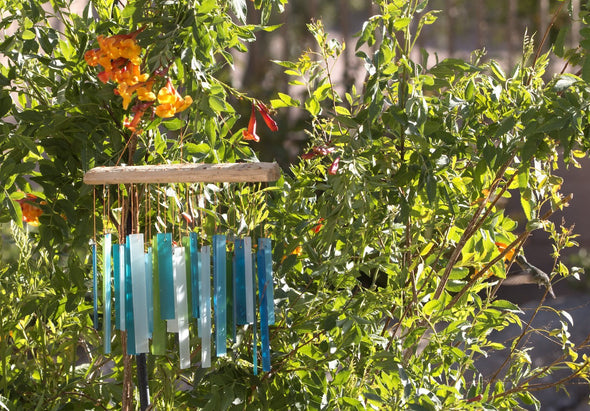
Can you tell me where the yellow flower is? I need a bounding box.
[175,95,193,113]
[155,103,176,118]
[115,83,134,110]
[137,85,156,102]
[155,79,192,118]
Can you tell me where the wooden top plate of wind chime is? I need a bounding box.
[83,162,281,184]
[86,161,279,379]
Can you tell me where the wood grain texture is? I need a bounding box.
[83,163,281,184]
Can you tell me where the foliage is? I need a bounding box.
[1,0,590,409]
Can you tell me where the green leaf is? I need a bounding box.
[335,106,351,116]
[464,79,475,101]
[162,118,184,131]
[489,61,506,82]
[3,189,22,228]
[230,0,247,23]
[423,299,442,316]
[208,95,227,112]
[271,92,299,108]
[305,97,320,116]
[21,30,35,40]
[553,74,579,91]
[490,299,522,313]
[0,92,11,117]
[185,143,210,155]
[553,26,569,57]
[393,17,411,31]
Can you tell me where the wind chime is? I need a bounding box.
[84,162,279,402]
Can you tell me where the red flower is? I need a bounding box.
[301,145,335,160]
[312,218,324,233]
[255,101,278,131]
[328,157,340,175]
[243,104,260,142]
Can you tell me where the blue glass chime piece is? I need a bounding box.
[103,234,112,354]
[157,233,175,320]
[129,234,149,354]
[146,247,154,338]
[92,241,98,330]
[213,235,227,357]
[234,238,247,325]
[245,237,255,324]
[113,243,121,330]
[119,244,126,331]
[124,240,135,355]
[200,245,212,368]
[257,238,273,372]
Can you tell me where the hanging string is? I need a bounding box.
[157,184,163,234]
[259,183,264,239]
[135,182,140,235]
[199,183,205,246]
[122,184,128,238]
[144,184,149,245]
[103,185,108,233]
[117,184,123,243]
[148,184,152,241]
[93,187,97,244]
[171,184,176,244]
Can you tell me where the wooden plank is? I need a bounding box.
[83,162,281,185]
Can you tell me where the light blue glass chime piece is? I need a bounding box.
[200,245,212,368]
[146,247,154,338]
[124,240,135,355]
[119,244,126,331]
[213,235,227,357]
[103,234,112,354]
[113,243,121,330]
[129,234,149,354]
[157,232,175,320]
[173,247,191,369]
[257,238,273,372]
[92,241,98,330]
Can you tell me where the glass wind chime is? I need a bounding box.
[85,162,279,374]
